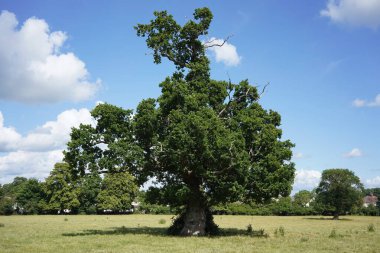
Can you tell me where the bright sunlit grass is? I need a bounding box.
[0,215,379,253]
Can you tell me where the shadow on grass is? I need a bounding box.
[62,226,268,238]
[303,217,353,221]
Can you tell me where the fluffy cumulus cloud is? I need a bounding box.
[20,108,95,151]
[0,112,22,152]
[206,37,241,66]
[0,108,94,184]
[353,94,380,107]
[293,170,322,192]
[0,11,100,103]
[0,150,63,184]
[365,176,380,188]
[344,148,363,158]
[321,0,380,29]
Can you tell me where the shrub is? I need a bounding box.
[367,224,375,232]
[246,224,253,233]
[328,229,343,238]
[0,198,14,216]
[274,226,285,237]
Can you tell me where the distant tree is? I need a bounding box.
[0,177,29,214]
[0,197,14,215]
[271,197,293,215]
[316,169,363,220]
[364,188,380,197]
[97,172,138,212]
[44,163,80,214]
[15,178,44,214]
[293,190,314,208]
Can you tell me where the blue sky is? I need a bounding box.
[0,0,379,193]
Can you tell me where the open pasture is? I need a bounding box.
[0,215,379,253]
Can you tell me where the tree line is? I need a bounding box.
[1,166,379,217]
[0,162,137,215]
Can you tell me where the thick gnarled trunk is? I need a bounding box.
[333,211,339,220]
[180,198,207,236]
[167,181,219,236]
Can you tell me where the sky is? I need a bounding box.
[0,0,379,193]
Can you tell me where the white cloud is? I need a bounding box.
[294,152,304,159]
[206,37,241,66]
[353,94,380,107]
[0,150,63,184]
[344,148,363,158]
[353,98,367,107]
[365,176,380,188]
[20,108,94,151]
[0,108,93,152]
[293,170,322,192]
[321,0,380,29]
[0,10,100,103]
[0,112,22,152]
[0,108,94,184]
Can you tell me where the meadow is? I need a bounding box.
[0,215,379,253]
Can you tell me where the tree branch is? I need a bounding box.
[204,35,233,48]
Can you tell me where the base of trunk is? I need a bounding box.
[333,212,339,220]
[168,207,219,236]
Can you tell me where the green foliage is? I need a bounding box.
[77,172,102,214]
[43,163,80,213]
[15,178,45,214]
[97,172,138,212]
[0,177,45,215]
[364,188,380,197]
[293,190,314,208]
[0,197,14,215]
[64,103,145,184]
[316,169,364,220]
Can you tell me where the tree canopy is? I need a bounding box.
[315,168,363,220]
[64,7,295,236]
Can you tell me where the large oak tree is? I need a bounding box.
[64,7,295,236]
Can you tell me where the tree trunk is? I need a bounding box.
[333,211,339,220]
[180,198,207,236]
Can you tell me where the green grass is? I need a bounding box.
[0,215,379,253]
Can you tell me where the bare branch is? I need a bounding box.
[258,82,270,98]
[204,35,233,48]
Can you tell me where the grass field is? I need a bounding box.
[0,215,379,253]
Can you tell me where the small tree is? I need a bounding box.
[316,169,363,220]
[43,163,80,214]
[15,178,45,214]
[293,190,314,208]
[97,172,138,212]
